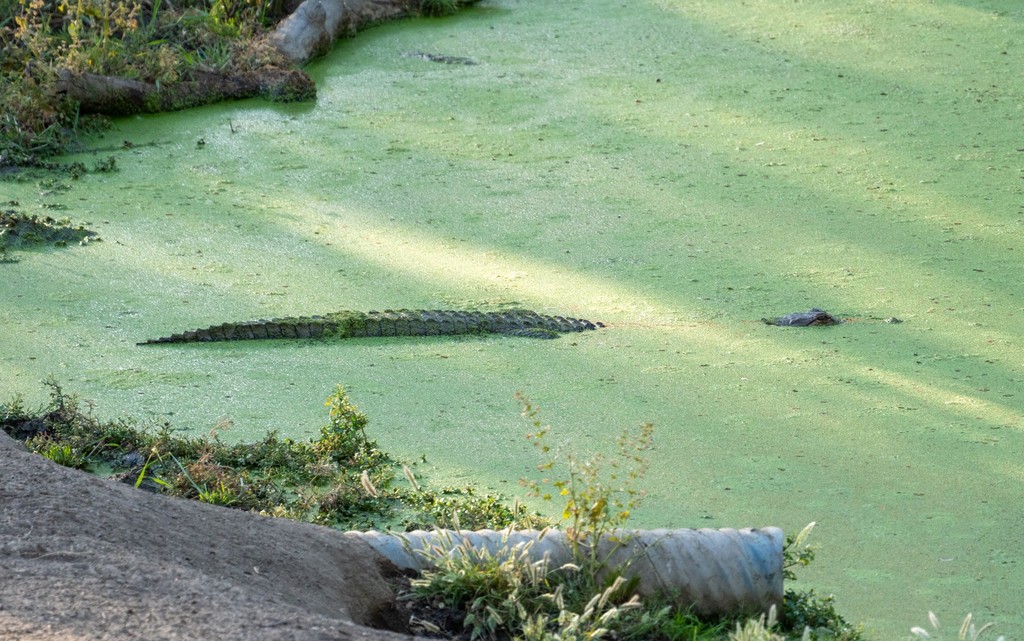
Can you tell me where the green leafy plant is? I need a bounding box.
[207,0,280,36]
[60,0,143,75]
[784,522,817,581]
[782,590,863,641]
[133,449,171,490]
[40,440,87,468]
[313,385,377,466]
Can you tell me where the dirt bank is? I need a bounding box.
[0,430,419,641]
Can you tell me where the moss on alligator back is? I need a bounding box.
[138,309,604,345]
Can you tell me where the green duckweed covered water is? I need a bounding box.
[2,0,1023,635]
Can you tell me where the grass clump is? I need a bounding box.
[911,612,1005,641]
[409,535,657,641]
[409,535,559,640]
[0,378,536,531]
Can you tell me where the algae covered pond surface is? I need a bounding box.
[3,0,1023,635]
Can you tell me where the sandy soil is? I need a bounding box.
[0,430,420,641]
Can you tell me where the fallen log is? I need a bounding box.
[268,0,482,65]
[54,0,480,116]
[56,67,316,116]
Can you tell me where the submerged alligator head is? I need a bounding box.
[138,309,604,345]
[764,308,842,327]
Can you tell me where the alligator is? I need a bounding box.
[764,308,842,327]
[138,309,604,345]
[403,51,477,65]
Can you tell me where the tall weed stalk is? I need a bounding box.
[517,392,653,571]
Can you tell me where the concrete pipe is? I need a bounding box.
[349,527,783,618]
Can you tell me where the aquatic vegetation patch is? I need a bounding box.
[0,202,100,258]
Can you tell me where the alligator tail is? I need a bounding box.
[137,316,337,345]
